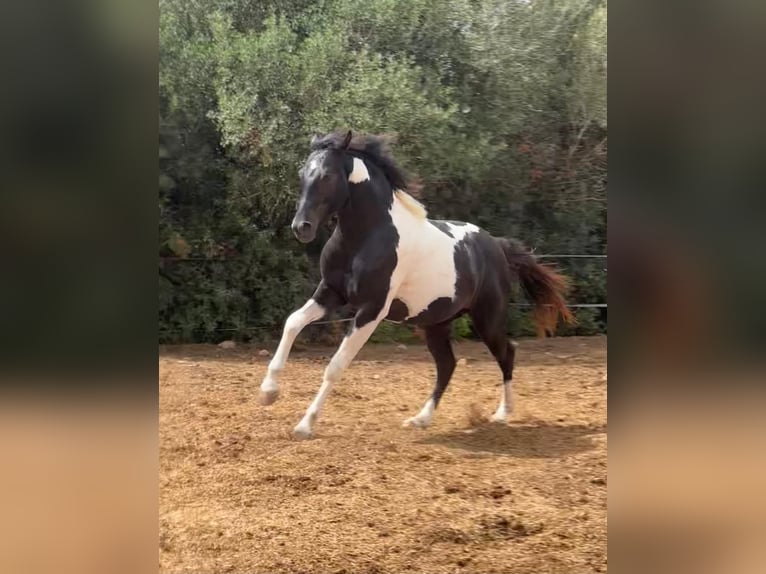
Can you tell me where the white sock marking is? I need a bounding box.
[294,300,392,438]
[404,398,435,428]
[261,299,324,397]
[491,380,513,422]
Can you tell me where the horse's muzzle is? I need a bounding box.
[291,219,315,243]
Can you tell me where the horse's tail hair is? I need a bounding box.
[497,237,575,336]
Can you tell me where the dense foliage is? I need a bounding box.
[159,0,607,343]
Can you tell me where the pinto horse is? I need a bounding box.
[260,131,573,439]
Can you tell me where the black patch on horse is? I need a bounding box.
[386,299,410,322]
[428,219,454,238]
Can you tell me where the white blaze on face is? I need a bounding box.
[306,155,323,178]
[306,150,329,178]
[388,195,479,318]
[348,157,370,183]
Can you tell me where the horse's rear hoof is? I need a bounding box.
[258,389,279,406]
[292,426,313,440]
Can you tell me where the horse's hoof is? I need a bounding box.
[403,416,430,429]
[489,414,508,425]
[258,389,279,406]
[292,425,313,440]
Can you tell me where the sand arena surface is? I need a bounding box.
[160,336,607,574]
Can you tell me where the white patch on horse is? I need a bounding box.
[348,157,370,183]
[388,195,479,318]
[445,221,478,241]
[394,189,427,219]
[490,380,513,423]
[403,398,435,428]
[259,298,325,405]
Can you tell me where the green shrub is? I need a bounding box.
[159,0,607,343]
[451,315,473,340]
[369,321,419,344]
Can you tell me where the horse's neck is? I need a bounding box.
[337,181,393,240]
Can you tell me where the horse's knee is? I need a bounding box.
[284,310,305,337]
[324,358,344,383]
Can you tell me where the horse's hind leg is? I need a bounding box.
[470,294,516,423]
[259,282,342,405]
[404,321,455,428]
[488,340,516,422]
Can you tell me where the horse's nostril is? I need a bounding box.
[292,220,313,240]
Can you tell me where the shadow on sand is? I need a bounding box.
[418,420,606,458]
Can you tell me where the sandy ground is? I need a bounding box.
[160,336,607,574]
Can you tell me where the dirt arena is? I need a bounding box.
[160,336,607,574]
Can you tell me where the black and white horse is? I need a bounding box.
[260,131,573,439]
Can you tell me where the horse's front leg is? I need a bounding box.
[259,283,340,405]
[293,300,391,439]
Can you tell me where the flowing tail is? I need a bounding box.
[496,238,575,336]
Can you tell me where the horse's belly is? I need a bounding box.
[395,265,458,320]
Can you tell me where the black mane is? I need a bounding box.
[310,131,410,190]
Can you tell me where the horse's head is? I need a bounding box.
[292,130,355,243]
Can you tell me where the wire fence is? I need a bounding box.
[535,254,607,259]
[159,254,606,336]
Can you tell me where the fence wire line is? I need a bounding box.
[161,254,608,263]
[162,304,606,334]
[160,254,606,335]
[535,254,607,258]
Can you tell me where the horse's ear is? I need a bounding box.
[310,133,322,146]
[342,130,353,149]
